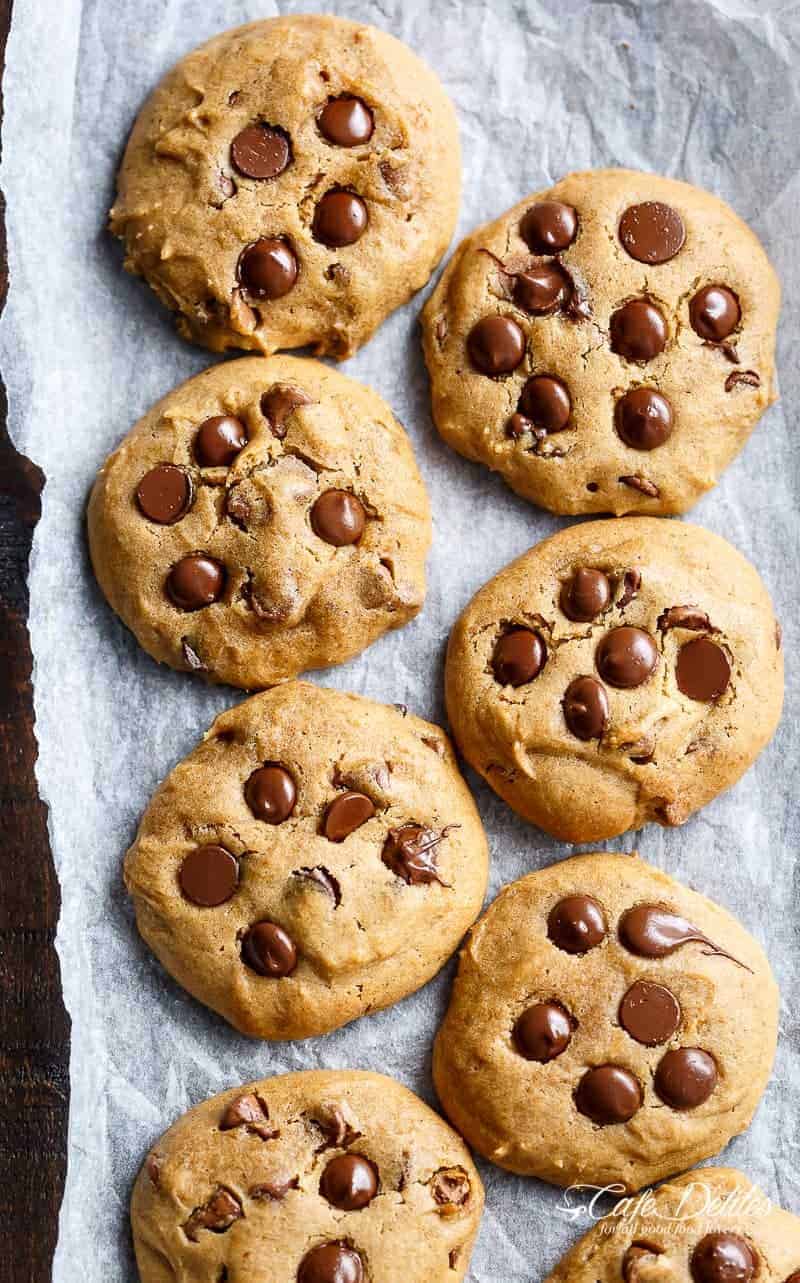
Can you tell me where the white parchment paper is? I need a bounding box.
[1,0,798,1277]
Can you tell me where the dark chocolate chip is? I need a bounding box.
[245,765,296,823]
[548,894,607,954]
[260,385,313,437]
[298,1243,364,1283]
[293,866,341,906]
[250,1174,299,1200]
[166,554,225,610]
[492,627,546,687]
[313,190,368,247]
[562,676,610,741]
[518,375,571,432]
[179,845,239,907]
[513,1001,573,1062]
[324,792,375,841]
[520,200,578,254]
[618,202,685,264]
[430,1167,471,1209]
[241,921,297,977]
[596,626,658,689]
[575,1065,642,1124]
[690,285,741,341]
[467,315,526,375]
[231,123,291,179]
[183,1188,242,1241]
[618,904,742,967]
[619,980,680,1046]
[618,569,642,609]
[311,490,366,546]
[513,263,571,315]
[238,237,298,299]
[655,1047,717,1109]
[220,1093,277,1139]
[615,387,674,450]
[676,637,731,702]
[506,412,537,440]
[610,299,668,361]
[136,465,193,524]
[691,1234,757,1283]
[194,415,249,466]
[560,568,611,621]
[382,824,444,885]
[320,1154,378,1210]
[658,605,712,632]
[319,96,374,146]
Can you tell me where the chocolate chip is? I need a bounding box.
[238,237,298,299]
[430,1166,471,1211]
[382,824,444,885]
[596,626,658,689]
[618,202,685,264]
[324,792,375,841]
[313,190,368,247]
[725,369,760,392]
[560,567,611,621]
[166,554,225,610]
[231,123,291,179]
[310,489,366,546]
[319,96,374,146]
[676,637,731,702]
[575,1065,642,1124]
[298,1243,364,1283]
[250,1174,298,1200]
[194,415,249,466]
[655,1047,717,1109]
[513,1001,573,1062]
[658,605,712,632]
[245,764,297,823]
[623,1242,665,1282]
[619,980,680,1046]
[310,1103,362,1150]
[513,263,571,315]
[519,200,578,254]
[610,299,668,361]
[220,1092,277,1140]
[183,1188,242,1241]
[136,465,193,524]
[619,904,742,966]
[467,315,526,375]
[320,1154,378,1210]
[179,845,239,907]
[293,866,341,905]
[619,474,660,498]
[563,676,610,741]
[617,569,641,609]
[241,921,297,977]
[690,285,741,341]
[260,384,313,438]
[615,387,673,450]
[518,375,571,432]
[492,628,546,686]
[691,1234,757,1283]
[506,412,535,439]
[548,895,607,954]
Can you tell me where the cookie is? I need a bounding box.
[422,168,779,515]
[433,853,778,1192]
[132,1069,484,1283]
[445,518,783,842]
[124,682,489,1039]
[544,1167,800,1280]
[88,356,431,689]
[110,15,460,360]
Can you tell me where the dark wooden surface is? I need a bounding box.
[0,1,72,1280]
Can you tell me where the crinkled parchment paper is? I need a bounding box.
[1,0,798,1277]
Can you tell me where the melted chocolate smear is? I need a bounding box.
[619,904,751,971]
[293,866,342,906]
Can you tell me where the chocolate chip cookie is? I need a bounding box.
[433,853,778,1191]
[544,1167,800,1280]
[445,518,783,842]
[422,168,780,514]
[88,356,431,689]
[132,1069,484,1283]
[124,682,488,1039]
[110,15,461,359]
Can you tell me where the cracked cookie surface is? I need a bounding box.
[433,854,778,1192]
[124,683,489,1039]
[132,1069,484,1283]
[445,518,783,843]
[88,356,431,689]
[422,169,779,515]
[110,15,461,359]
[543,1167,800,1280]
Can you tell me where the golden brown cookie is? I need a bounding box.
[132,1069,484,1283]
[433,854,778,1192]
[422,168,780,515]
[445,518,783,842]
[124,683,489,1040]
[88,356,431,689]
[111,15,461,359]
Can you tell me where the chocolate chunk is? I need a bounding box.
[136,464,193,525]
[179,845,239,907]
[655,1047,717,1109]
[618,569,642,609]
[194,415,248,466]
[596,626,658,689]
[231,124,291,179]
[619,980,680,1046]
[319,96,374,146]
[313,190,368,247]
[690,285,741,341]
[563,676,610,741]
[467,314,526,375]
[220,1092,277,1139]
[725,369,760,392]
[506,412,536,439]
[618,202,685,264]
[430,1166,471,1211]
[610,299,668,361]
[623,1242,665,1282]
[619,474,660,497]
[513,263,570,315]
[658,605,712,632]
[615,387,673,450]
[311,489,366,546]
[548,894,607,954]
[324,792,375,841]
[492,628,546,686]
[298,1243,364,1283]
[619,904,744,967]
[676,637,731,702]
[245,764,297,823]
[519,200,578,254]
[249,1174,298,1200]
[320,1154,379,1210]
[691,1234,757,1283]
[560,567,611,621]
[518,375,571,432]
[183,1188,242,1241]
[294,865,341,905]
[166,554,225,610]
[513,1001,573,1062]
[260,384,313,437]
[238,237,298,299]
[241,921,297,977]
[310,1103,362,1150]
[382,824,444,885]
[575,1065,642,1124]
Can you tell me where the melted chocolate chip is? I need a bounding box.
[619,904,743,967]
[655,1047,717,1109]
[575,1065,642,1125]
[313,190,368,247]
[136,464,193,524]
[382,824,444,885]
[294,865,341,905]
[298,1242,364,1283]
[311,490,366,546]
[430,1167,471,1209]
[324,792,375,841]
[183,1188,242,1241]
[467,315,526,375]
[676,637,731,702]
[658,605,712,632]
[520,201,578,254]
[619,980,680,1046]
[513,263,571,315]
[194,415,248,466]
[548,895,607,954]
[691,1234,757,1283]
[563,676,610,741]
[618,569,641,609]
[245,764,297,823]
[320,1154,378,1210]
[231,123,291,179]
[241,921,297,977]
[513,1002,573,1062]
[492,628,546,686]
[319,96,374,146]
[518,374,571,432]
[596,626,658,689]
[179,845,239,907]
[615,387,674,450]
[618,202,685,264]
[507,412,536,439]
[690,285,741,341]
[166,554,225,610]
[610,299,668,362]
[238,237,298,299]
[560,568,611,621]
[220,1093,277,1139]
[260,385,313,437]
[250,1174,299,1200]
